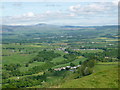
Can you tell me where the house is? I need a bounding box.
[105,57,109,58]
[17,77,20,79]
[54,65,81,71]
[108,44,114,46]
[66,66,71,68]
[76,65,81,68]
[11,50,15,52]
[62,67,66,70]
[54,68,61,71]
[71,67,77,69]
[64,51,68,53]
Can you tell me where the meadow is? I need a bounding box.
[60,65,118,88]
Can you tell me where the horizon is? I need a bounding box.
[2,23,118,27]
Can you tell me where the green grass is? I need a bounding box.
[2,25,118,88]
[60,62,118,88]
[29,71,73,88]
[97,62,118,65]
[52,63,70,69]
[94,65,118,73]
[71,57,87,65]
[2,43,47,65]
[51,56,66,63]
[51,50,68,64]
[29,76,65,88]
[54,50,67,56]
[52,57,87,69]
[43,76,63,88]
[2,53,36,64]
[78,49,103,53]
[19,62,46,72]
[8,72,44,80]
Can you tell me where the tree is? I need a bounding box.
[25,63,29,67]
[87,60,95,68]
[2,71,11,79]
[79,61,82,65]
[83,67,93,76]
[48,68,53,72]
[70,63,75,67]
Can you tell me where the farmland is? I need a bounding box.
[1,24,119,88]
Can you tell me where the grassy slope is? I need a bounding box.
[60,65,118,88]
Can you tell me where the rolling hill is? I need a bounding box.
[60,65,119,88]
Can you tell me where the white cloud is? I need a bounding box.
[45,10,52,14]
[69,5,81,12]
[88,4,106,11]
[5,23,33,26]
[2,2,118,25]
[23,12,35,17]
[69,2,117,15]
[1,0,118,2]
[112,0,119,6]
[69,13,76,17]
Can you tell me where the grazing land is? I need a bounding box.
[1,24,119,88]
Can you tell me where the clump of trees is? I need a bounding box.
[2,64,23,78]
[3,64,21,71]
[82,48,118,62]
[70,63,75,67]
[32,50,61,62]
[77,59,96,77]
[63,54,77,61]
[26,63,54,75]
[2,74,46,88]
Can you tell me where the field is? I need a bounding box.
[60,63,118,88]
[1,25,119,88]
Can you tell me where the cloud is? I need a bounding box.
[2,2,118,25]
[70,3,105,13]
[12,2,23,7]
[69,2,117,15]
[22,12,35,17]
[2,11,65,25]
[45,10,52,14]
[87,4,107,11]
[69,5,81,12]
[112,0,119,6]
[69,13,76,17]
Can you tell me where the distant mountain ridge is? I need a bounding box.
[2,23,118,27]
[1,23,118,32]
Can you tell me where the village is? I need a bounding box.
[53,65,81,71]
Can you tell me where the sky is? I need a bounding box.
[0,0,119,26]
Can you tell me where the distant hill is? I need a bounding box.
[1,24,118,32]
[1,24,60,34]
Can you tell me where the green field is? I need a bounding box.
[52,57,87,69]
[2,25,119,88]
[60,64,118,88]
[2,54,36,64]
[78,49,104,53]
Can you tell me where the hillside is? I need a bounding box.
[60,66,119,88]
